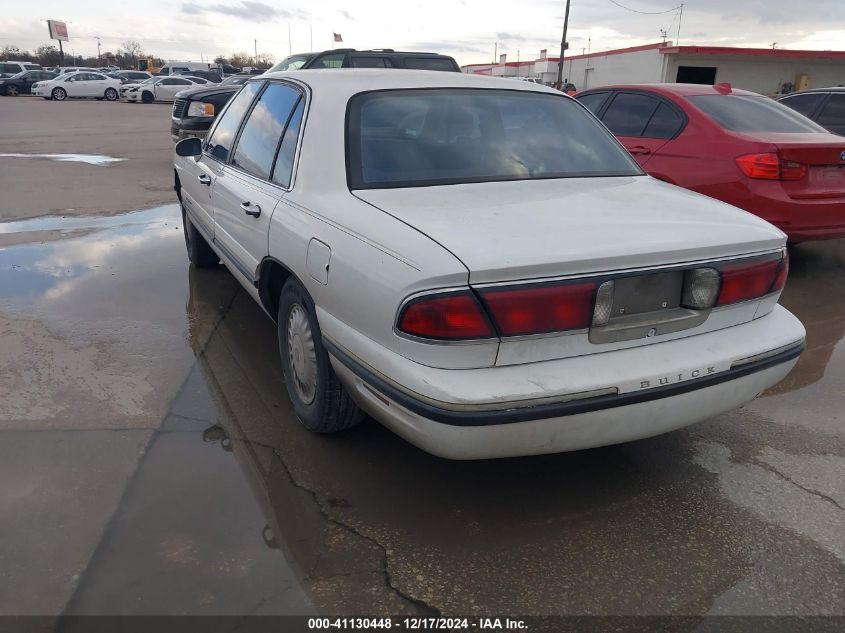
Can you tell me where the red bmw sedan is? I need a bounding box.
[575,83,845,242]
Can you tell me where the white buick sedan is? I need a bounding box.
[173,70,805,459]
[32,71,121,101]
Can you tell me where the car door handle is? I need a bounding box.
[240,201,261,218]
[197,174,211,185]
[629,146,652,156]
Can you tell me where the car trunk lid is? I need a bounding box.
[354,176,786,284]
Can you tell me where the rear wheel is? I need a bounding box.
[7,85,18,97]
[52,87,66,101]
[181,204,219,267]
[104,88,118,101]
[141,91,153,104]
[278,278,364,434]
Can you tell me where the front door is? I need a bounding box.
[211,81,305,281]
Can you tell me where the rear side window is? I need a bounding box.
[575,92,609,115]
[402,57,456,71]
[351,57,392,68]
[688,95,826,133]
[779,93,827,117]
[817,94,845,126]
[272,99,305,188]
[642,102,684,139]
[232,82,302,181]
[205,82,263,162]
[311,54,344,68]
[347,88,642,189]
[601,93,660,137]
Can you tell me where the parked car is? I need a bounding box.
[268,48,461,72]
[174,69,222,83]
[124,75,208,103]
[220,75,252,86]
[173,70,804,459]
[575,83,845,242]
[31,71,121,101]
[0,61,42,78]
[777,87,845,136]
[0,70,57,96]
[170,84,239,142]
[115,70,153,82]
[157,62,221,76]
[55,66,100,76]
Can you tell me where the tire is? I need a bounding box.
[278,278,364,434]
[7,85,18,97]
[104,88,118,101]
[181,204,219,267]
[52,87,67,101]
[141,91,153,104]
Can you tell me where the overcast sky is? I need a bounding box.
[2,0,843,65]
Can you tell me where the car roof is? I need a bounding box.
[259,68,560,97]
[780,86,845,95]
[579,83,763,98]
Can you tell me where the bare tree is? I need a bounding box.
[120,39,144,66]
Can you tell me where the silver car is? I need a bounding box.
[173,70,805,459]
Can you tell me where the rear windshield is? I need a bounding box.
[688,94,827,133]
[347,89,642,189]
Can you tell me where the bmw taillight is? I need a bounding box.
[478,281,597,337]
[716,255,788,306]
[397,291,494,340]
[735,153,807,181]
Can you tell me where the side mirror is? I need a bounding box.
[175,136,202,157]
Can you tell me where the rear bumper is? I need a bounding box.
[326,305,805,459]
[747,186,845,241]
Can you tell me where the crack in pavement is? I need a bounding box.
[270,445,442,617]
[750,457,845,512]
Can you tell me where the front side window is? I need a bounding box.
[205,81,263,163]
[231,82,302,180]
[688,94,826,133]
[347,89,642,189]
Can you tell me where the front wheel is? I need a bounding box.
[104,88,118,101]
[52,87,67,101]
[278,278,364,434]
[7,85,19,97]
[141,91,153,104]
[181,204,219,268]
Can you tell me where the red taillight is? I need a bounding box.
[479,282,596,337]
[716,257,787,306]
[735,153,807,181]
[397,292,494,340]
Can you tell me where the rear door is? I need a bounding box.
[212,81,305,281]
[156,77,192,101]
[598,91,680,165]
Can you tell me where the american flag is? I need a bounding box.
[333,33,343,42]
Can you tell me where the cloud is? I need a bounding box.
[496,32,527,42]
[338,10,355,21]
[181,1,308,21]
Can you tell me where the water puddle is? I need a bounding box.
[0,153,125,166]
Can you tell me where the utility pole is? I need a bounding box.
[254,39,258,61]
[676,3,684,46]
[288,23,292,55]
[310,24,313,52]
[493,41,497,64]
[95,36,101,66]
[555,0,571,91]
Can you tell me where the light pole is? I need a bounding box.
[555,0,571,91]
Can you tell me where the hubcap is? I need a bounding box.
[8,86,17,96]
[287,303,317,405]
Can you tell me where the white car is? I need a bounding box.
[124,76,208,103]
[32,71,121,101]
[173,70,806,460]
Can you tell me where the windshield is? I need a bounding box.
[140,77,159,85]
[347,88,642,189]
[8,71,27,79]
[688,94,827,133]
[222,76,248,85]
[268,55,313,72]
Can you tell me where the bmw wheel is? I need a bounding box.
[52,87,67,101]
[278,278,364,434]
[104,88,118,101]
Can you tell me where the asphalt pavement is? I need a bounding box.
[0,97,842,626]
